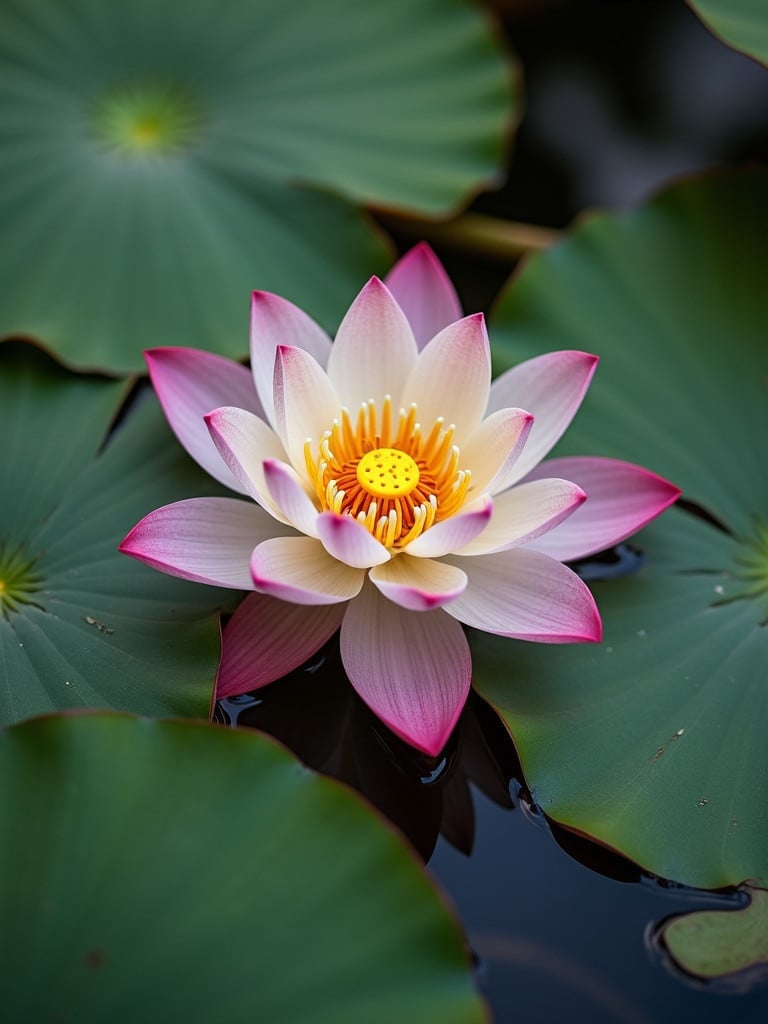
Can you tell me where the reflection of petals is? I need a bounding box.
[341,582,472,756]
[447,548,602,642]
[216,593,346,698]
[523,457,682,561]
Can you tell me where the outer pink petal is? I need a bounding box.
[523,456,682,561]
[340,581,472,756]
[461,408,534,496]
[250,291,332,431]
[316,512,391,569]
[384,243,463,350]
[487,351,599,483]
[263,459,320,537]
[119,497,291,589]
[446,548,602,643]
[216,592,346,698]
[251,536,364,605]
[205,407,290,522]
[326,277,418,411]
[146,347,262,493]
[401,313,491,441]
[458,478,586,556]
[273,345,341,471]
[369,555,468,611]
[404,496,493,558]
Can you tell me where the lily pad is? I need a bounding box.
[0,0,515,372]
[661,885,768,981]
[0,712,485,1024]
[0,340,236,726]
[479,169,768,889]
[687,0,768,65]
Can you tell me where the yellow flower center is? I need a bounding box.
[305,395,471,549]
[356,448,420,499]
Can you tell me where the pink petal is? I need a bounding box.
[458,478,586,556]
[523,456,681,561]
[404,496,493,558]
[401,314,491,441]
[273,345,341,471]
[250,291,332,431]
[487,351,599,483]
[263,459,320,537]
[461,408,534,495]
[119,497,291,589]
[146,347,262,493]
[369,554,468,611]
[446,548,602,643]
[205,407,290,522]
[326,277,418,411]
[384,243,463,350]
[216,592,346,698]
[340,581,472,756]
[316,512,391,569]
[251,537,365,605]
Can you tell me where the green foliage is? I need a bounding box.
[688,0,768,65]
[482,170,768,889]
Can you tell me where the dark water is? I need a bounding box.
[218,622,768,1023]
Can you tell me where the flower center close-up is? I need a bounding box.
[305,395,471,549]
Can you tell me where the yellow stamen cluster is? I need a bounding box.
[304,396,471,549]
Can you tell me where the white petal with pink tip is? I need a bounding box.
[460,407,533,496]
[340,581,471,756]
[458,478,585,555]
[384,243,462,350]
[404,496,493,558]
[273,345,341,471]
[487,350,599,483]
[400,314,491,441]
[326,277,418,411]
[316,512,391,569]
[369,554,467,611]
[205,407,290,522]
[251,536,364,605]
[446,548,602,642]
[523,456,681,561]
[146,347,262,493]
[263,459,320,537]
[119,497,293,589]
[250,292,332,431]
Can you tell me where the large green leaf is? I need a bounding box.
[0,0,515,372]
[479,170,768,889]
[0,712,485,1024]
[0,340,235,725]
[687,0,768,65]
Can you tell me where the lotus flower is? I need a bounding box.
[120,244,680,755]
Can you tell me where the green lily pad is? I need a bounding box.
[0,340,236,726]
[479,169,768,890]
[0,0,514,373]
[688,0,768,66]
[662,885,768,980]
[0,712,485,1024]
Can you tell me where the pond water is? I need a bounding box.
[219,639,768,1023]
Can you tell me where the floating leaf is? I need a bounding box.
[687,0,768,65]
[0,0,515,372]
[479,170,768,889]
[0,712,485,1024]
[0,340,236,726]
[661,886,768,981]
